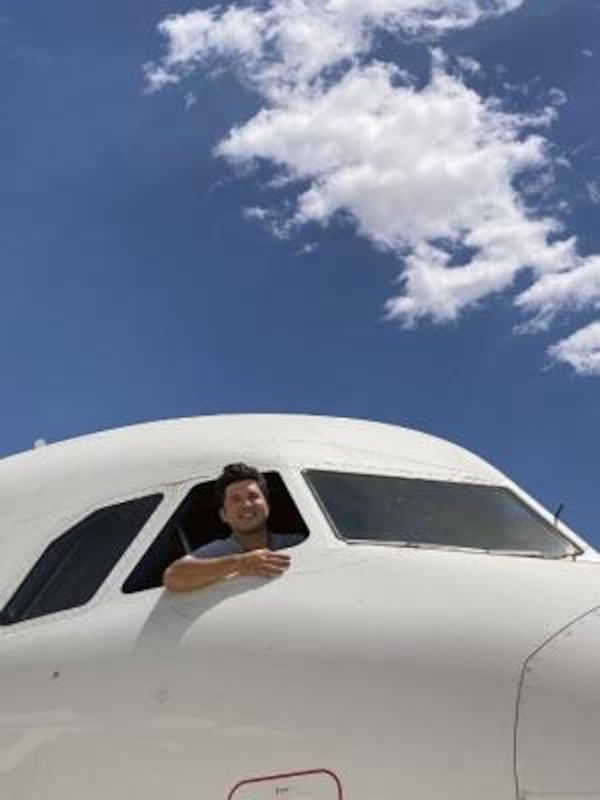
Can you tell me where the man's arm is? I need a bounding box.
[162,549,291,592]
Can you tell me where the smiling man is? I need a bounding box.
[163,463,304,592]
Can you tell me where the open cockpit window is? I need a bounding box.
[0,495,162,626]
[123,472,308,593]
[305,470,579,558]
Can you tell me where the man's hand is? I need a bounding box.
[163,549,292,591]
[235,549,291,578]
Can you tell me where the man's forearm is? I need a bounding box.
[163,554,241,592]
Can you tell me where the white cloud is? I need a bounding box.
[549,322,600,376]
[147,1,527,95]
[547,87,567,107]
[456,55,482,75]
[217,58,588,328]
[243,205,268,222]
[184,91,197,110]
[243,204,294,238]
[587,181,600,205]
[158,7,266,69]
[516,256,600,328]
[297,242,318,256]
[147,0,600,375]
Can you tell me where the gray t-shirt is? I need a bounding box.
[192,532,305,558]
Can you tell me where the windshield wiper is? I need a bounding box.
[487,548,577,559]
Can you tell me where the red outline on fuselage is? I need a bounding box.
[228,768,343,799]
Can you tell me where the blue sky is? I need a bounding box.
[1,1,599,543]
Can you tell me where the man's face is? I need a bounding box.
[220,479,269,535]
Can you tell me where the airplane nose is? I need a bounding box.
[516,604,600,799]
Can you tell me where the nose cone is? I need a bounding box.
[516,605,600,799]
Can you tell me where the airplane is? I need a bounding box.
[0,414,599,800]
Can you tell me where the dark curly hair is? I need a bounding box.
[214,462,269,507]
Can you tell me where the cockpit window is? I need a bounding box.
[123,472,308,593]
[305,470,579,558]
[0,495,162,626]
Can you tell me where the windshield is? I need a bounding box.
[305,470,578,558]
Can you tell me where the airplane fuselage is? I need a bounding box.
[1,416,598,799]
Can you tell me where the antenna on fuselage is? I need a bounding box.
[553,502,564,527]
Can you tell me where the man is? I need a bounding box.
[163,463,304,592]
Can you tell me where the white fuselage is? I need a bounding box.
[1,415,599,800]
